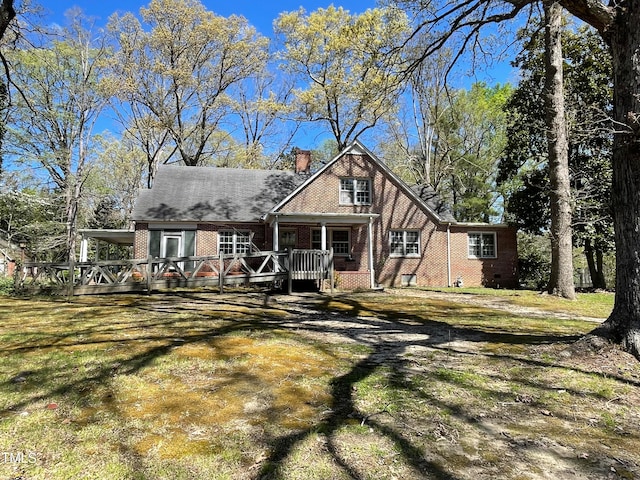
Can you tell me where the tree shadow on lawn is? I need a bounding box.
[1,291,637,479]
[252,294,640,479]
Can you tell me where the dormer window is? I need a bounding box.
[340,178,371,205]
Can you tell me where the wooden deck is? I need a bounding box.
[18,249,334,296]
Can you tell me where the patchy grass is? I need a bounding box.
[0,289,638,479]
[421,286,614,318]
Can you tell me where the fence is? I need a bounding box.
[19,249,334,296]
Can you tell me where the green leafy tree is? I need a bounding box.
[0,182,65,262]
[384,79,511,222]
[442,82,511,222]
[84,133,148,227]
[6,10,110,261]
[393,0,640,356]
[275,6,409,150]
[499,21,613,289]
[108,0,269,176]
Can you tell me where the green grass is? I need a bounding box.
[0,290,637,479]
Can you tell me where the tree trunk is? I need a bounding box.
[592,0,640,358]
[0,0,15,39]
[584,238,607,290]
[544,1,576,299]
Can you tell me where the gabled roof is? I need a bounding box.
[132,165,306,223]
[410,184,457,223]
[268,139,458,224]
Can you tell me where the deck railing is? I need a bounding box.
[18,249,333,296]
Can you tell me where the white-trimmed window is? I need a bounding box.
[468,232,496,258]
[219,230,251,255]
[331,229,350,255]
[340,178,371,205]
[311,228,351,255]
[390,230,420,257]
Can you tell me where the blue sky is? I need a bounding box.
[43,0,377,35]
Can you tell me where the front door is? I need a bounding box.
[162,235,182,271]
[162,235,181,258]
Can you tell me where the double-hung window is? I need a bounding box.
[331,230,350,255]
[340,178,371,205]
[390,230,420,257]
[219,230,251,255]
[468,233,496,258]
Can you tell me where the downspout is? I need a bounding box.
[447,223,452,287]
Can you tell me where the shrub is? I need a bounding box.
[518,232,551,290]
[0,275,15,295]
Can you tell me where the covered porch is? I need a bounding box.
[265,212,379,290]
[78,229,135,262]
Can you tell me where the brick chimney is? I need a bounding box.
[295,148,311,174]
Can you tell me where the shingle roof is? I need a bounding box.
[410,184,457,223]
[132,166,306,223]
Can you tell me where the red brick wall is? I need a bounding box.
[335,271,371,290]
[449,225,518,288]
[277,153,518,288]
[134,222,268,258]
[134,223,148,259]
[196,223,266,254]
[278,153,452,287]
[133,152,519,289]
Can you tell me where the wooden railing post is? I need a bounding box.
[68,259,75,298]
[287,248,293,295]
[329,248,334,294]
[219,254,224,294]
[147,256,153,293]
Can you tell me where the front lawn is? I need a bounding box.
[0,290,637,479]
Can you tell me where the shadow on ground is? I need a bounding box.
[0,290,638,479]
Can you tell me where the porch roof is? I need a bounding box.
[264,212,379,226]
[79,229,135,246]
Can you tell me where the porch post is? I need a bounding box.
[273,215,279,251]
[320,222,327,250]
[368,217,375,288]
[79,235,89,262]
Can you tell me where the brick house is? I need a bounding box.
[131,141,518,289]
